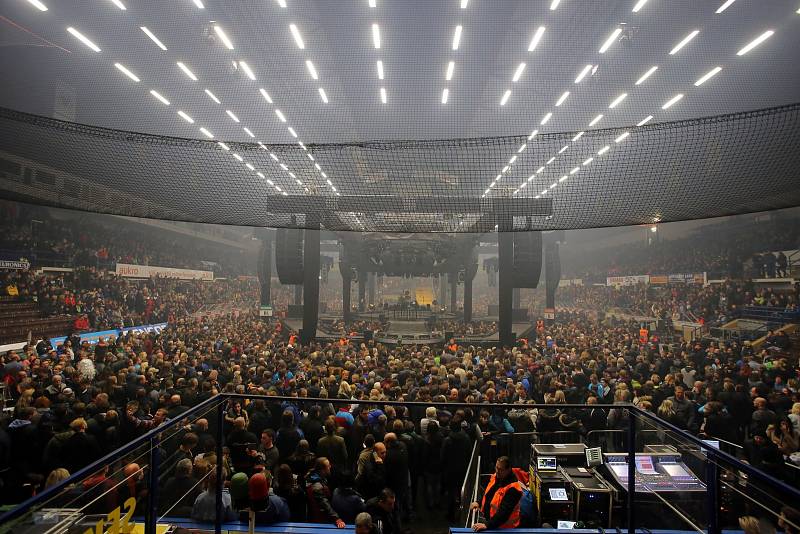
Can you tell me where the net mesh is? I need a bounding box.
[1,103,799,232]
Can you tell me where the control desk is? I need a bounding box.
[603,453,706,493]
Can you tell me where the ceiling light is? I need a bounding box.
[528,129,539,140]
[114,63,140,82]
[321,172,327,178]
[289,24,305,49]
[319,87,329,103]
[372,24,381,49]
[315,163,322,171]
[369,0,376,6]
[512,63,526,82]
[517,144,527,153]
[258,142,267,150]
[149,90,170,105]
[715,0,736,13]
[201,89,220,104]
[555,91,570,106]
[276,0,287,7]
[67,27,101,52]
[246,163,255,170]
[109,0,126,9]
[540,112,552,125]
[615,131,630,142]
[192,0,204,8]
[177,111,194,123]
[669,30,699,55]
[550,0,561,9]
[502,166,510,173]
[288,127,298,138]
[308,153,314,160]
[550,183,557,189]
[632,0,648,12]
[635,65,658,85]
[444,61,455,81]
[694,66,722,86]
[213,25,234,50]
[736,30,774,55]
[536,166,545,173]
[233,154,244,162]
[442,88,449,104]
[260,88,273,104]
[608,92,627,108]
[218,142,230,150]
[599,28,622,53]
[305,60,319,80]
[461,0,468,7]
[140,27,167,50]
[380,87,387,103]
[558,145,569,154]
[541,190,548,195]
[509,155,517,165]
[637,115,653,126]
[226,110,240,122]
[567,169,576,177]
[546,156,556,164]
[26,0,48,11]
[243,127,255,138]
[452,25,462,50]
[280,163,288,170]
[572,131,584,141]
[528,26,546,51]
[575,64,592,83]
[270,153,279,161]
[275,109,286,122]
[582,157,594,165]
[597,145,610,155]
[661,93,684,109]
[239,61,256,80]
[500,90,511,106]
[177,62,198,81]
[589,114,603,126]
[378,60,385,80]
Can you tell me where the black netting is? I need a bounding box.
[1,103,799,232]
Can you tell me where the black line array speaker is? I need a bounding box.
[275,228,304,285]
[512,231,542,288]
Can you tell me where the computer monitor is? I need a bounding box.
[557,520,577,529]
[549,488,569,501]
[585,446,603,467]
[537,456,557,472]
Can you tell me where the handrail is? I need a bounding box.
[460,439,479,516]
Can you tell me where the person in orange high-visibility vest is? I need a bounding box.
[470,456,523,531]
[639,327,648,344]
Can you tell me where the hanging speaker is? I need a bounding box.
[511,231,543,288]
[275,228,304,285]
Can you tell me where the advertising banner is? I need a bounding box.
[667,273,707,284]
[606,275,649,286]
[649,275,669,285]
[51,322,168,346]
[115,263,213,281]
[558,279,584,287]
[0,259,31,270]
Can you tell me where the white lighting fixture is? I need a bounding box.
[452,25,462,50]
[260,88,273,104]
[280,163,288,170]
[661,93,684,109]
[114,63,140,82]
[319,87,329,103]
[574,64,592,83]
[582,157,594,165]
[550,183,557,189]
[694,66,722,86]
[536,166,545,173]
[275,109,286,122]
[669,30,699,55]
[632,0,648,12]
[192,0,205,8]
[599,28,622,53]
[372,24,381,49]
[305,60,319,80]
[369,0,376,6]
[214,25,235,50]
[500,90,511,106]
[218,142,230,150]
[568,166,578,175]
[289,24,305,49]
[546,156,556,164]
[307,153,314,160]
[378,60,385,80]
[314,163,322,171]
[140,27,167,50]
[442,88,449,104]
[572,131,584,141]
[270,153,279,161]
[246,163,255,170]
[736,30,774,56]
[109,0,126,10]
[67,27,101,52]
[239,61,256,80]
[243,127,255,138]
[512,62,526,82]
[597,145,610,155]
[589,114,603,126]
[637,115,653,126]
[528,26,546,51]
[177,62,198,81]
[445,61,454,81]
[380,87,387,103]
[518,144,527,153]
[461,0,468,7]
[149,90,170,105]
[550,0,561,9]
[502,166,510,173]
[608,92,627,108]
[276,0,287,7]
[26,0,48,11]
[555,91,570,106]
[541,189,548,195]
[715,0,736,13]
[558,145,569,154]
[288,127,298,138]
[635,65,658,85]
[233,154,244,162]
[615,131,630,143]
[177,111,194,123]
[540,112,552,125]
[226,110,240,122]
[528,129,539,140]
[204,89,221,104]
[509,155,517,165]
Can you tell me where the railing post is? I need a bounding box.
[146,434,160,534]
[706,455,720,534]
[215,400,224,534]
[627,409,636,534]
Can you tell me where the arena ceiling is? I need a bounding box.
[0,0,799,232]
